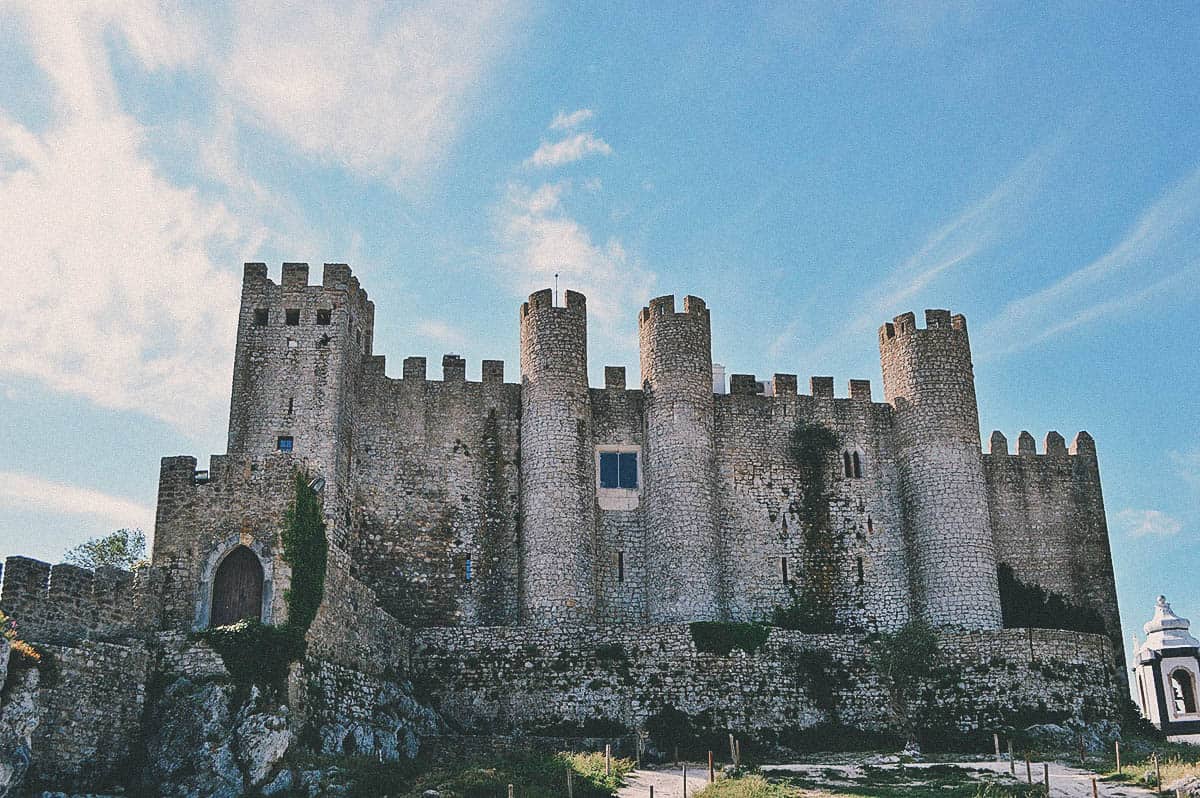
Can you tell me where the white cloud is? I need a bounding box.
[525,132,613,169]
[220,1,523,188]
[415,319,468,352]
[978,163,1200,356]
[0,471,155,532]
[1114,509,1184,539]
[496,181,656,345]
[550,108,594,131]
[1172,449,1200,490]
[0,4,256,439]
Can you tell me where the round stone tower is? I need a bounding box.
[879,309,1002,629]
[638,294,722,622]
[518,288,596,625]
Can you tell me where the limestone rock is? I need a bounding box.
[143,677,243,798]
[234,687,292,787]
[0,667,40,798]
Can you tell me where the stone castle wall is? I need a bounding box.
[411,625,1120,738]
[984,430,1122,658]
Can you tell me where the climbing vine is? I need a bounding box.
[786,420,841,533]
[784,420,843,629]
[194,469,328,688]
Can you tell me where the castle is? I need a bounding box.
[0,262,1129,793]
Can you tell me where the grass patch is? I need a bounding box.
[399,750,634,797]
[698,765,1048,798]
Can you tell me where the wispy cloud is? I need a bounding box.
[220,1,525,188]
[495,180,655,347]
[1173,449,1200,490]
[1114,508,1184,539]
[414,319,468,352]
[525,132,613,168]
[796,141,1055,363]
[550,108,595,131]
[977,164,1200,356]
[0,471,155,533]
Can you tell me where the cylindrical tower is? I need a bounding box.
[879,309,1001,629]
[519,289,596,625]
[639,294,722,622]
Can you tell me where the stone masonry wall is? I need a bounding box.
[0,556,163,643]
[26,639,151,791]
[350,355,522,627]
[714,379,911,631]
[985,430,1123,661]
[411,625,1120,738]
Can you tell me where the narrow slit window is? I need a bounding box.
[253,309,269,326]
[856,557,864,585]
[277,436,293,452]
[843,451,853,478]
[287,397,294,415]
[852,451,863,478]
[464,556,473,582]
[867,516,873,534]
[781,556,789,585]
[285,308,300,325]
[316,309,332,325]
[617,551,625,582]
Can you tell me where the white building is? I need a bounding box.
[1133,596,1200,743]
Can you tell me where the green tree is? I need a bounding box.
[63,528,147,570]
[870,621,939,748]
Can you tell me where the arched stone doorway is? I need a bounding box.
[210,545,265,627]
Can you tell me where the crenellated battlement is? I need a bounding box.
[878,308,968,345]
[0,556,163,643]
[521,288,586,318]
[985,430,1097,458]
[723,373,875,402]
[638,293,708,325]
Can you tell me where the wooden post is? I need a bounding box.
[507,786,514,798]
[736,739,742,768]
[567,768,574,798]
[1092,777,1099,798]
[1078,735,1086,765]
[606,744,612,776]
[1115,740,1121,775]
[994,733,1002,762]
[675,745,679,766]
[650,788,654,798]
[1008,740,1015,775]
[683,763,687,795]
[729,733,737,766]
[1044,762,1050,794]
[1026,756,1032,784]
[1154,753,1162,797]
[708,750,715,783]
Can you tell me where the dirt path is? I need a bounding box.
[618,759,1158,798]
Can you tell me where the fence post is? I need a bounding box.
[1115,740,1121,775]
[683,763,687,794]
[729,733,737,766]
[1008,740,1015,775]
[650,788,654,798]
[567,767,574,798]
[994,733,1002,762]
[1044,763,1050,795]
[1026,756,1032,784]
[1092,777,1098,798]
[606,744,612,776]
[708,750,715,783]
[507,785,514,798]
[1155,753,1162,797]
[736,739,742,768]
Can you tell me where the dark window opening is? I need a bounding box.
[316,309,332,325]
[287,397,294,415]
[617,551,625,582]
[781,556,789,585]
[464,556,473,582]
[599,451,638,489]
[355,329,361,345]
[856,557,864,585]
[852,452,863,478]
[1171,670,1198,715]
[253,308,269,326]
[285,308,300,325]
[277,436,293,452]
[843,451,853,478]
[867,516,873,534]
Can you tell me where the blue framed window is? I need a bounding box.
[599,451,638,489]
[277,436,293,452]
[464,556,473,582]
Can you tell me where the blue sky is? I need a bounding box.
[0,2,1197,654]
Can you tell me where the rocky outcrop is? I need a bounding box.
[0,641,42,798]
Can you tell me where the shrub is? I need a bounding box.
[690,622,770,656]
[194,620,305,686]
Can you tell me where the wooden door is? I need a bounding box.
[210,546,264,627]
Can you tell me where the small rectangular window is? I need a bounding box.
[277,436,293,452]
[285,308,300,325]
[617,551,625,582]
[782,556,789,585]
[464,556,473,582]
[856,557,864,585]
[599,451,638,489]
[316,309,332,325]
[253,309,269,326]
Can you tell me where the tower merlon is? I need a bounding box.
[879,308,968,344]
[1018,431,1037,455]
[1045,431,1067,456]
[403,356,427,380]
[604,366,626,390]
[730,374,758,395]
[849,379,872,402]
[639,294,709,324]
[482,360,505,383]
[442,354,466,382]
[810,376,834,398]
[988,430,1096,458]
[773,373,798,396]
[282,262,309,289]
[989,430,1009,455]
[1070,430,1096,457]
